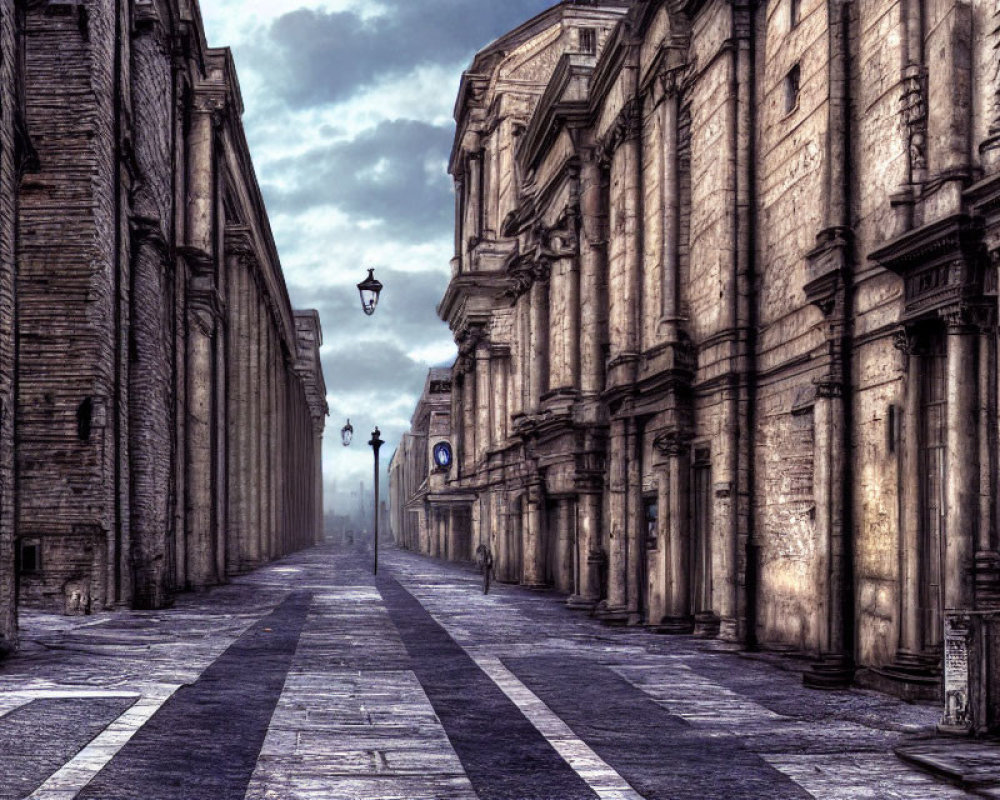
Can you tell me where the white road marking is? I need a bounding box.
[26,684,181,800]
[466,657,645,800]
[394,580,646,798]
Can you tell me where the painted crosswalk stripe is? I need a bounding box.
[26,685,180,800]
[470,656,645,800]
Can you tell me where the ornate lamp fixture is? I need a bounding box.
[340,419,354,447]
[357,268,383,316]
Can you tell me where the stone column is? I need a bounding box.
[661,436,693,632]
[462,369,476,476]
[529,277,550,408]
[659,84,681,340]
[476,343,491,462]
[274,354,287,557]
[186,98,219,254]
[549,257,580,392]
[315,431,325,545]
[437,510,447,559]
[518,295,531,411]
[978,329,995,555]
[492,352,508,446]
[214,273,228,584]
[523,485,546,588]
[225,246,246,575]
[569,492,602,608]
[465,152,482,247]
[418,508,429,555]
[270,340,281,558]
[897,334,924,658]
[601,418,629,623]
[261,317,274,561]
[555,498,574,594]
[924,0,973,214]
[810,381,849,665]
[945,315,979,611]
[448,509,458,561]
[980,8,1000,171]
[248,293,262,566]
[579,152,605,397]
[183,93,221,591]
[128,223,172,608]
[626,418,643,623]
[621,118,642,357]
[186,279,219,590]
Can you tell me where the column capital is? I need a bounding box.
[940,303,994,334]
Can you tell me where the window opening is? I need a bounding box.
[17,540,40,575]
[784,64,801,115]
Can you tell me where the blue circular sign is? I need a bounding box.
[433,442,453,468]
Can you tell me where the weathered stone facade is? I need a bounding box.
[391,0,1000,696]
[389,369,473,558]
[0,0,326,652]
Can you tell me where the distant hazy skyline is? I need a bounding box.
[200,0,556,510]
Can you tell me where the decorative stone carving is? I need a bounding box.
[901,64,927,179]
[596,98,641,163]
[652,430,693,457]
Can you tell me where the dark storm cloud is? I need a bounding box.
[263,120,453,241]
[260,0,556,106]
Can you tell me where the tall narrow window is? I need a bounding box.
[920,332,947,650]
[579,28,597,55]
[784,64,801,115]
[789,0,801,29]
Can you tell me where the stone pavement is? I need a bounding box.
[0,543,982,799]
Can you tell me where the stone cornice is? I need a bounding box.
[518,54,596,173]
[870,214,987,323]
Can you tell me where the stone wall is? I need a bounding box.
[0,0,327,639]
[407,0,1000,698]
[0,0,21,654]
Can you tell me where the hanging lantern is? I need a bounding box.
[341,419,354,447]
[357,268,383,316]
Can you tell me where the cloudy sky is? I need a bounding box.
[199,0,556,514]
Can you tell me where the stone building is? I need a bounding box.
[391,0,1000,694]
[0,0,327,655]
[389,368,473,557]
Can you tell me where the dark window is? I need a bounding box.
[784,64,801,115]
[789,0,801,28]
[77,397,93,442]
[644,497,659,549]
[18,540,40,574]
[580,28,597,55]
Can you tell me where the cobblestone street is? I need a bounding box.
[0,544,977,799]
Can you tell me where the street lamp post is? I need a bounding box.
[369,426,384,575]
